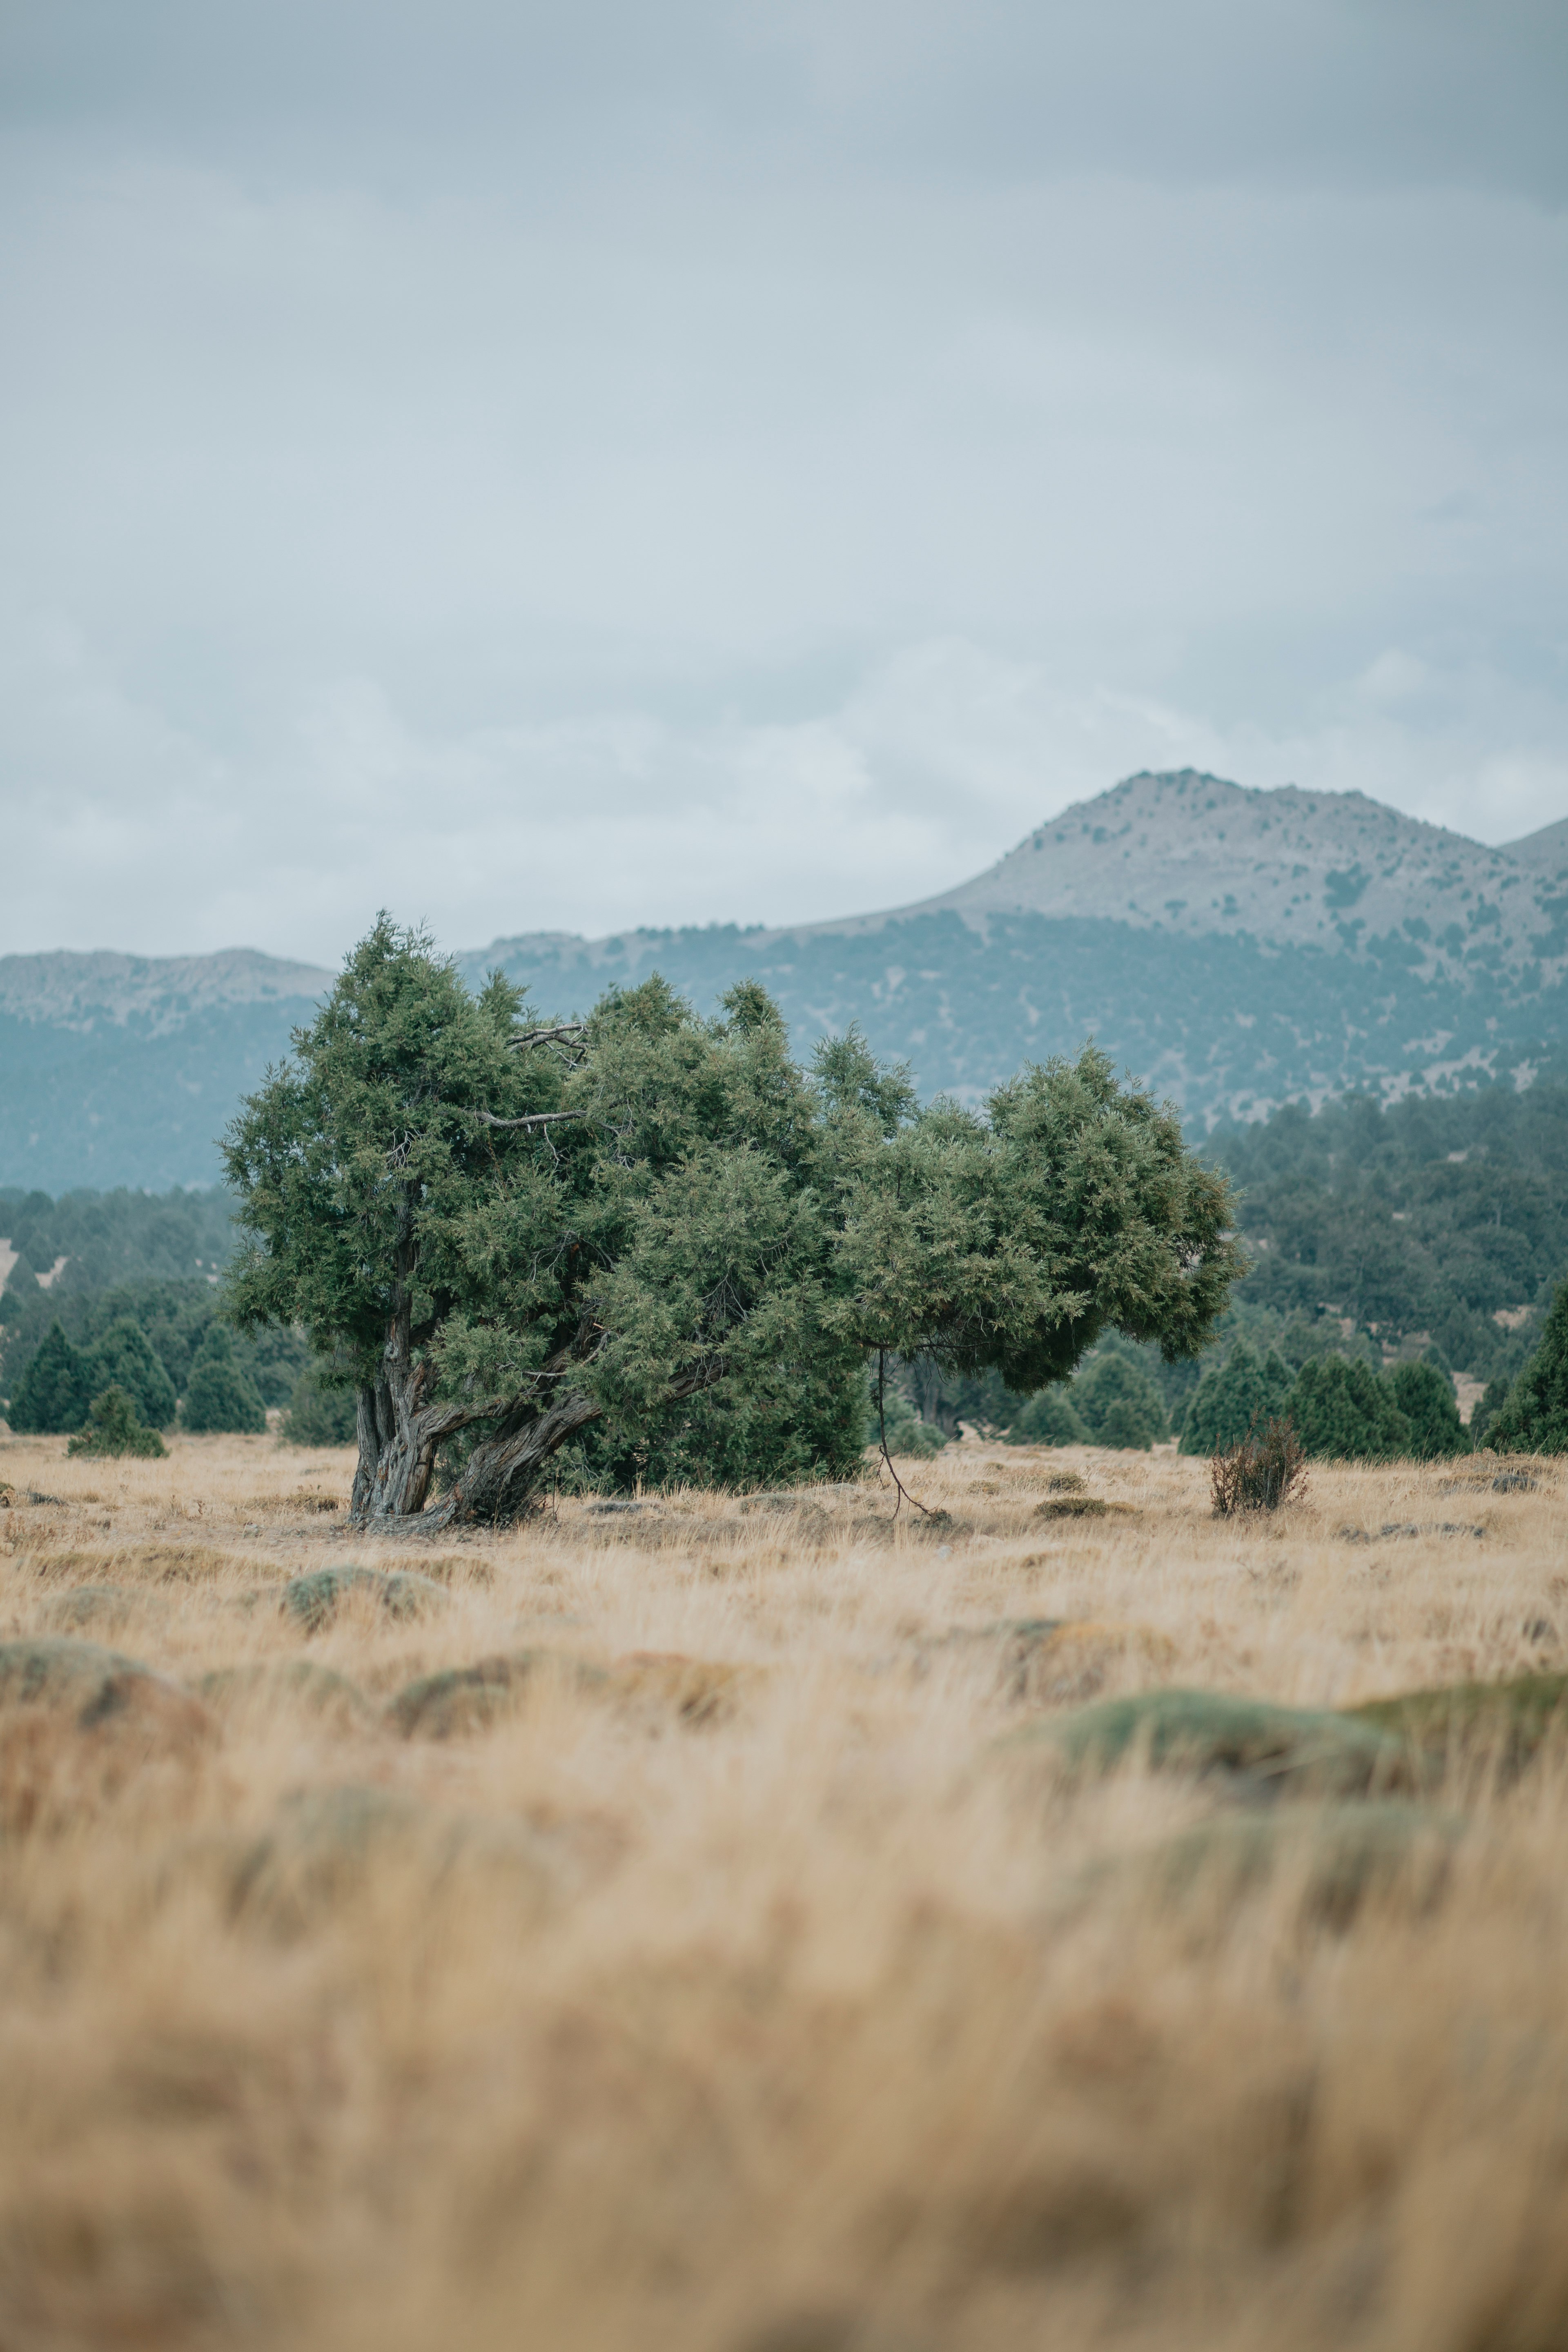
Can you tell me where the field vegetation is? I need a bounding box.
[0,1428,1565,2350]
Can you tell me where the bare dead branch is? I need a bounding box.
[508,1025,586,1050]
[474,1109,588,1131]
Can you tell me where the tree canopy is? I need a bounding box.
[1490,1280,1568,1454]
[223,920,1246,1525]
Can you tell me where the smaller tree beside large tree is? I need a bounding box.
[223,920,1247,1526]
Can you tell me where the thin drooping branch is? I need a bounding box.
[875,1345,933,1521]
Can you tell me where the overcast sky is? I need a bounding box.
[2,0,1565,963]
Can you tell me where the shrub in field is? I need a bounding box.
[180,1327,267,1434]
[224,920,1245,1525]
[67,1385,167,1459]
[1286,1356,1412,1461]
[1489,1280,1568,1454]
[6,1320,93,1432]
[1004,1384,1089,1446]
[1210,1414,1307,1513]
[1073,1351,1168,1449]
[1179,1339,1294,1455]
[80,1317,177,1429]
[278,1361,359,1447]
[1385,1360,1470,1459]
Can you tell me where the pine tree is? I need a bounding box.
[6,1321,92,1433]
[1385,1360,1470,1460]
[68,1385,167,1459]
[1004,1385,1090,1447]
[1286,1356,1413,1461]
[1178,1340,1294,1455]
[1073,1352,1169,1450]
[80,1317,177,1429]
[181,1327,268,1434]
[1490,1280,1568,1454]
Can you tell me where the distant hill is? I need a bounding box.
[4,774,1566,1187]
[463,772,1568,1125]
[0,949,331,1193]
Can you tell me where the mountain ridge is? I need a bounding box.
[3,773,1566,1188]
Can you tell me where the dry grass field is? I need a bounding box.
[1,1430,1566,2352]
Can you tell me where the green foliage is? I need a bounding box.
[223,921,1244,1515]
[1286,1356,1412,1461]
[0,1183,236,1289]
[67,1385,167,1459]
[80,1317,177,1429]
[1071,1351,1169,1450]
[1004,1384,1089,1447]
[1385,1361,1470,1460]
[7,1321,92,1432]
[1179,1339,1295,1455]
[279,1363,359,1447]
[181,1327,267,1434]
[1489,1280,1568,1454]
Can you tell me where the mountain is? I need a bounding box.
[0,948,331,1194]
[3,773,1566,1189]
[463,771,1568,1125]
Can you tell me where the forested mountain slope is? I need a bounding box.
[3,775,1565,1186]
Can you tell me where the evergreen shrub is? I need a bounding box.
[1004,1385,1090,1447]
[1385,1361,1470,1460]
[80,1318,177,1429]
[1180,1340,1294,1455]
[7,1322,92,1432]
[1490,1281,1568,1454]
[68,1385,167,1459]
[1073,1352,1168,1450]
[1286,1357,1412,1461]
[181,1327,267,1434]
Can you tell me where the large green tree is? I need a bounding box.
[222,921,1245,1527]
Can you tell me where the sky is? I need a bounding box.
[2,0,1566,964]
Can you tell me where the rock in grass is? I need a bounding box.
[196,1660,374,1731]
[1112,1803,1466,1929]
[280,1565,446,1634]
[388,1651,609,1739]
[1344,1673,1568,1780]
[1010,1687,1405,1798]
[224,1784,554,1936]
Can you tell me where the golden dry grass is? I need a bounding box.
[0,1430,1566,2352]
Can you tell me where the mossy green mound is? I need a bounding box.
[280,1566,446,1634]
[388,1651,609,1740]
[38,1586,167,1635]
[1345,1673,1568,1778]
[1012,1687,1404,1797]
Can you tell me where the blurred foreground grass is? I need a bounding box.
[0,1431,1565,2352]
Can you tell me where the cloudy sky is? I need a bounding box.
[2,0,1565,963]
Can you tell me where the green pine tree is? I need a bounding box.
[68,1385,167,1459]
[80,1317,177,1429]
[181,1326,268,1434]
[7,1321,92,1433]
[1073,1352,1169,1450]
[1178,1340,1295,1455]
[1489,1280,1568,1454]
[1287,1356,1413,1461]
[1385,1360,1470,1460]
[1004,1385,1090,1447]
